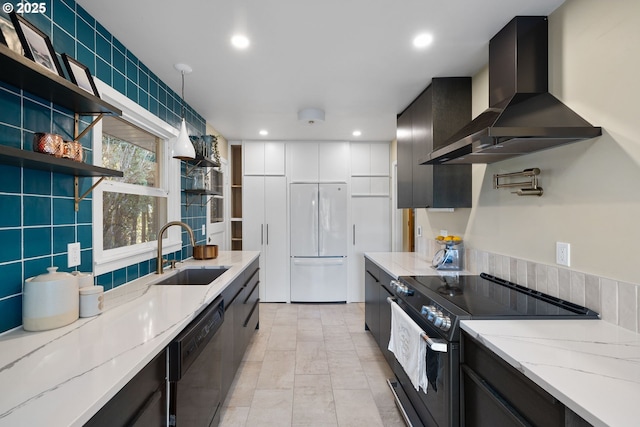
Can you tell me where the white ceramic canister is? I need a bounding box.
[79,286,104,318]
[23,267,79,331]
[72,271,94,288]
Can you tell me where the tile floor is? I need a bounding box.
[219,303,406,426]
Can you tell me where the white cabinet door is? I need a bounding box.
[244,141,286,176]
[348,196,391,302]
[370,142,390,176]
[264,176,288,302]
[350,142,370,176]
[319,142,349,182]
[243,175,289,302]
[264,142,286,175]
[288,142,319,182]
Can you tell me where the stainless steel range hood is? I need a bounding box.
[422,16,601,165]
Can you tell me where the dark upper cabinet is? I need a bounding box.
[397,77,472,209]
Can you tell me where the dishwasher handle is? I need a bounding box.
[168,296,224,381]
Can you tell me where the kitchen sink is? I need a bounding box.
[154,267,229,286]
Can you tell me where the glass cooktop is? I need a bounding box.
[401,273,599,319]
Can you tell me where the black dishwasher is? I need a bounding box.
[168,296,224,427]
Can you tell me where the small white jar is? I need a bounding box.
[79,285,104,318]
[72,271,94,288]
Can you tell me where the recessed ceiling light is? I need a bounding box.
[231,34,250,49]
[413,33,433,48]
[352,130,362,137]
[259,130,268,136]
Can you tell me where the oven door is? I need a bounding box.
[389,298,459,427]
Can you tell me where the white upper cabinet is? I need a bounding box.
[243,141,285,175]
[350,142,390,196]
[288,141,349,182]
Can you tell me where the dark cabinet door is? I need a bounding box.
[397,105,414,209]
[364,259,380,340]
[412,86,433,208]
[378,270,395,366]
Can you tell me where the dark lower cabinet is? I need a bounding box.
[221,259,260,398]
[84,350,167,427]
[461,331,592,427]
[364,258,395,366]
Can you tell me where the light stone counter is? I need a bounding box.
[461,319,640,427]
[0,251,259,427]
[364,251,471,278]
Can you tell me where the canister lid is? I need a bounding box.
[27,266,74,283]
[80,285,104,295]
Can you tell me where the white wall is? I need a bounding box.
[415,0,640,285]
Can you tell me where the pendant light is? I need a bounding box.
[173,63,196,160]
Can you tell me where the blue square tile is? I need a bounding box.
[24,168,52,195]
[77,224,92,249]
[113,71,126,95]
[112,47,125,74]
[53,226,74,253]
[76,15,94,51]
[52,254,69,272]
[96,271,113,290]
[149,97,158,117]
[0,229,22,262]
[139,71,148,93]
[96,21,110,40]
[0,262,22,299]
[126,58,137,84]
[0,195,20,227]
[138,90,149,110]
[0,126,21,149]
[23,196,51,226]
[52,173,74,197]
[76,43,95,75]
[53,24,75,58]
[0,89,21,127]
[113,37,125,54]
[0,164,21,192]
[52,111,74,140]
[96,34,111,62]
[53,198,75,225]
[24,227,52,258]
[53,0,75,36]
[96,57,111,86]
[113,267,126,287]
[77,199,92,223]
[140,260,150,277]
[126,79,138,103]
[24,100,52,133]
[0,296,22,334]
[148,75,158,99]
[126,264,138,281]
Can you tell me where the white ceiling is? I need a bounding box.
[76,0,565,142]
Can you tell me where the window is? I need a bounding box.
[92,82,181,275]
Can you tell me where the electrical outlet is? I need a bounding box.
[440,229,448,237]
[202,224,206,236]
[556,242,570,266]
[68,242,81,268]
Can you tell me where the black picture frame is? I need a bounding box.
[61,53,100,98]
[0,14,23,54]
[10,12,64,77]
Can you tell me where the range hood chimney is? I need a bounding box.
[422,16,601,165]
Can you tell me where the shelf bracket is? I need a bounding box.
[75,176,105,211]
[185,193,214,209]
[74,112,105,142]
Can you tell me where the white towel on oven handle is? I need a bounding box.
[388,300,428,393]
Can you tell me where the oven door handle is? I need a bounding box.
[387,296,448,353]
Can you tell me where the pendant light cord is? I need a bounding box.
[180,71,185,120]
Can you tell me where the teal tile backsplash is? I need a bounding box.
[0,0,209,333]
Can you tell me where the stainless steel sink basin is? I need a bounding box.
[154,268,229,285]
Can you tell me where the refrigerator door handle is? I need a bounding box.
[261,224,264,245]
[353,224,356,245]
[266,224,269,245]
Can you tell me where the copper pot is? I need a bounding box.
[33,133,64,157]
[193,245,218,259]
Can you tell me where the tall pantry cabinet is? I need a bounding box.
[242,142,289,302]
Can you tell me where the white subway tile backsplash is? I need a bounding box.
[535,264,548,294]
[618,282,637,332]
[558,268,571,301]
[570,271,586,306]
[600,278,618,324]
[585,275,601,315]
[547,266,560,298]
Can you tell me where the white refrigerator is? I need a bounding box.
[290,183,348,302]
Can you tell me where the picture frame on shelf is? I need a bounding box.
[61,53,100,97]
[0,14,23,54]
[10,12,64,77]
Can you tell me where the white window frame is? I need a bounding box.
[92,79,182,276]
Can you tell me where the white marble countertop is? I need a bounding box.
[0,251,259,427]
[461,319,640,427]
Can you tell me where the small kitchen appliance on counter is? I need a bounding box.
[432,235,464,271]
